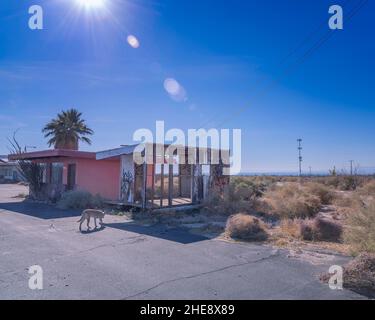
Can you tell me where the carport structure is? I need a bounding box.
[96,143,230,210]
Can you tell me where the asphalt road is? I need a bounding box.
[0,184,365,300]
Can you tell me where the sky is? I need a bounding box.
[0,0,374,174]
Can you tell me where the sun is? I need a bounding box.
[76,0,106,9]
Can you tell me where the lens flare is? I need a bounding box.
[127,35,140,48]
[164,78,187,102]
[76,0,105,9]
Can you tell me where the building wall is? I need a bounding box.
[33,157,121,200]
[75,159,120,200]
[120,154,135,202]
[0,164,20,181]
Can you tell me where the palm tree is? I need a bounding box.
[42,109,94,150]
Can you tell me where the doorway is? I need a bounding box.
[67,164,76,191]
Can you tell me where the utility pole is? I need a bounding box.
[297,139,303,177]
[349,160,354,176]
[309,166,312,177]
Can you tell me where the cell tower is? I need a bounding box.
[297,139,303,177]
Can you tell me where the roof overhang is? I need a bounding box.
[8,149,96,161]
[96,143,229,161]
[96,145,139,160]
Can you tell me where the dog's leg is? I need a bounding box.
[79,221,83,232]
[87,217,91,230]
[94,218,98,229]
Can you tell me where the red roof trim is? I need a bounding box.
[8,149,96,161]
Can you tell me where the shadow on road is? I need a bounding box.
[80,226,106,234]
[106,222,209,244]
[0,201,80,220]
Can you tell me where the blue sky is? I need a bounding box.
[0,0,374,173]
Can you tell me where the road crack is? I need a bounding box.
[122,250,281,299]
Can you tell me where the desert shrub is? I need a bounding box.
[333,192,362,209]
[226,213,268,241]
[262,183,321,219]
[57,190,104,210]
[304,182,336,205]
[320,253,375,298]
[300,217,343,242]
[280,219,302,238]
[341,253,375,298]
[316,175,369,191]
[344,201,375,254]
[321,176,341,189]
[339,175,360,191]
[230,177,268,200]
[357,180,375,197]
[204,184,257,215]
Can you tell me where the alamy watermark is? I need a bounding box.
[27,3,344,31]
[132,121,242,176]
[28,5,43,30]
[328,265,343,290]
[329,5,344,30]
[28,265,43,290]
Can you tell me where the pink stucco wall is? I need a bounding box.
[73,159,120,200]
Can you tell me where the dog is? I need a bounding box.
[78,209,105,232]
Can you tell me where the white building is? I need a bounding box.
[0,156,20,182]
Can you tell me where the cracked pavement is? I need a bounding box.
[0,184,365,300]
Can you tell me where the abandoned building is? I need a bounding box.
[9,143,230,210]
[0,156,21,183]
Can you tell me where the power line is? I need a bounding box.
[198,0,369,130]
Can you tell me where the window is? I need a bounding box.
[51,163,63,184]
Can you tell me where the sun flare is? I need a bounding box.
[76,0,106,9]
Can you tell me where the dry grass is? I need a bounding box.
[357,180,375,197]
[204,184,258,215]
[300,218,343,242]
[341,253,375,298]
[280,219,303,238]
[57,190,104,210]
[320,253,375,298]
[203,176,375,256]
[262,183,321,219]
[344,200,375,254]
[304,182,336,205]
[225,213,268,241]
[279,217,342,242]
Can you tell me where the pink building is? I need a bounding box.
[9,149,121,201]
[9,144,229,210]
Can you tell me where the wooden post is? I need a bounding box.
[190,164,194,203]
[142,162,147,210]
[178,166,182,197]
[151,144,156,207]
[160,164,164,208]
[168,164,173,207]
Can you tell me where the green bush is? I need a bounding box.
[57,190,104,210]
